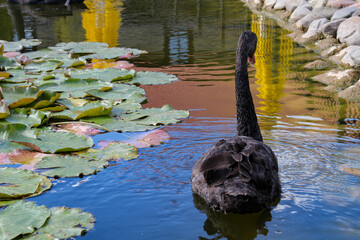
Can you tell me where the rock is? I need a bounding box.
[316,38,341,50]
[331,6,358,20]
[321,18,346,37]
[286,0,303,12]
[330,46,360,67]
[337,16,360,45]
[338,79,360,102]
[296,8,337,30]
[321,44,346,57]
[278,10,293,19]
[289,2,312,22]
[264,0,277,8]
[248,0,263,8]
[312,69,360,86]
[302,18,329,40]
[274,0,286,10]
[303,59,331,69]
[327,0,356,9]
[309,0,328,8]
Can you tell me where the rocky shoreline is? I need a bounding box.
[241,0,360,102]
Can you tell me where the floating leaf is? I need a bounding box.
[24,49,71,61]
[79,142,138,161]
[3,52,20,58]
[24,60,64,72]
[121,105,189,125]
[0,72,11,79]
[0,40,23,52]
[0,200,50,240]
[52,99,113,120]
[3,68,43,84]
[1,108,50,127]
[2,87,43,108]
[22,233,54,240]
[25,91,61,109]
[0,168,51,200]
[0,141,31,154]
[38,79,112,98]
[81,116,158,132]
[36,207,95,239]
[17,39,42,48]
[129,71,178,85]
[36,154,108,178]
[81,47,147,60]
[91,60,134,69]
[50,41,109,54]
[52,122,102,136]
[86,83,146,103]
[68,68,135,82]
[111,102,142,117]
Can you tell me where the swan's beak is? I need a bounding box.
[247,55,256,67]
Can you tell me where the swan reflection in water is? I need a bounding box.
[193,194,274,240]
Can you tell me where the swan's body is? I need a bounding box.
[191,31,281,213]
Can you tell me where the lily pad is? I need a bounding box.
[24,60,64,73]
[52,99,113,120]
[129,71,178,85]
[121,105,189,125]
[50,41,109,54]
[24,49,71,61]
[79,142,138,161]
[2,87,43,108]
[1,108,50,127]
[111,102,142,117]
[0,167,51,200]
[0,99,10,119]
[0,200,50,240]
[38,79,112,98]
[25,90,61,109]
[81,116,158,132]
[86,83,146,103]
[0,141,31,154]
[81,47,147,60]
[36,154,108,178]
[36,207,95,239]
[68,68,135,83]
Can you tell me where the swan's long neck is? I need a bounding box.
[235,42,263,142]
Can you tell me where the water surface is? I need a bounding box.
[0,0,359,239]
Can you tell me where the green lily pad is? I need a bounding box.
[68,68,135,83]
[24,49,71,61]
[0,168,51,200]
[0,141,31,154]
[111,102,142,117]
[2,87,43,108]
[0,41,22,52]
[38,79,112,98]
[81,116,158,132]
[17,39,42,48]
[129,71,178,85]
[25,91,61,109]
[24,60,64,73]
[121,105,189,125]
[50,41,109,54]
[81,47,147,60]
[36,207,95,239]
[59,59,86,68]
[86,83,146,103]
[3,68,43,84]
[79,142,138,161]
[51,99,113,120]
[22,233,54,240]
[0,200,50,240]
[36,154,108,178]
[0,108,50,127]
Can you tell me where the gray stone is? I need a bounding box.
[337,16,360,45]
[303,59,331,69]
[303,18,329,40]
[312,69,360,86]
[248,0,263,8]
[289,2,312,22]
[316,38,341,50]
[331,46,360,67]
[321,18,346,37]
[274,0,286,10]
[338,79,360,102]
[331,6,358,20]
[264,0,277,8]
[327,0,356,9]
[296,7,336,29]
[286,0,305,12]
[309,0,328,9]
[321,44,346,57]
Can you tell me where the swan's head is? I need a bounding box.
[238,31,257,66]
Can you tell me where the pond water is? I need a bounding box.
[1,0,360,239]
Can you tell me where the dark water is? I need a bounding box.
[1,0,360,239]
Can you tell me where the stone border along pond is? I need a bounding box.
[242,0,360,102]
[0,40,189,240]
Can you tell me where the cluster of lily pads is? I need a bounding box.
[0,39,189,239]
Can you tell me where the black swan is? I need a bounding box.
[191,31,281,213]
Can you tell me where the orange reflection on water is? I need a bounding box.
[82,0,123,47]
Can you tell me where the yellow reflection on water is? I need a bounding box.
[251,14,293,117]
[82,0,123,47]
